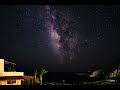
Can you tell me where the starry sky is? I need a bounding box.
[0,5,120,72]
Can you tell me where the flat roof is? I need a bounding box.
[4,60,16,65]
[0,75,33,81]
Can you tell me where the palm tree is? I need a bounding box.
[39,68,48,85]
[34,70,38,81]
[109,65,120,78]
[34,70,40,85]
[115,65,120,78]
[89,69,102,78]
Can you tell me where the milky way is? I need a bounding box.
[44,5,78,64]
[15,5,106,67]
[1,5,120,72]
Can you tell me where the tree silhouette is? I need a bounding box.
[109,65,120,79]
[89,69,103,78]
[39,68,48,85]
[34,70,40,85]
[34,70,38,81]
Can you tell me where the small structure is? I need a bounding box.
[0,59,33,85]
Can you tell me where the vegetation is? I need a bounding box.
[80,81,113,85]
[21,65,120,85]
[39,68,48,85]
[22,68,48,85]
[109,65,120,78]
[21,79,34,85]
[89,69,104,78]
[45,80,115,85]
[45,81,72,85]
[34,70,38,81]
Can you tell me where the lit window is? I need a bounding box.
[11,80,16,84]
[7,80,16,84]
[7,81,11,84]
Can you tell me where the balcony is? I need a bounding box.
[2,72,24,76]
[4,60,16,72]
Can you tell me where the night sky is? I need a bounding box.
[0,5,120,72]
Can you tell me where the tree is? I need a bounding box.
[109,65,120,79]
[34,70,38,81]
[34,70,40,85]
[89,69,103,78]
[39,68,48,85]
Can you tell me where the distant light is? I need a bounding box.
[105,79,117,82]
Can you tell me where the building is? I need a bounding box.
[0,59,33,85]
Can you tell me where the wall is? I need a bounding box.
[0,59,24,76]
[0,81,2,85]
[0,59,4,74]
[0,80,22,85]
[0,59,24,85]
[3,72,24,76]
[16,80,21,85]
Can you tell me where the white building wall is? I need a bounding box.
[0,59,4,74]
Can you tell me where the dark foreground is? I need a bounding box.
[24,72,120,85]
